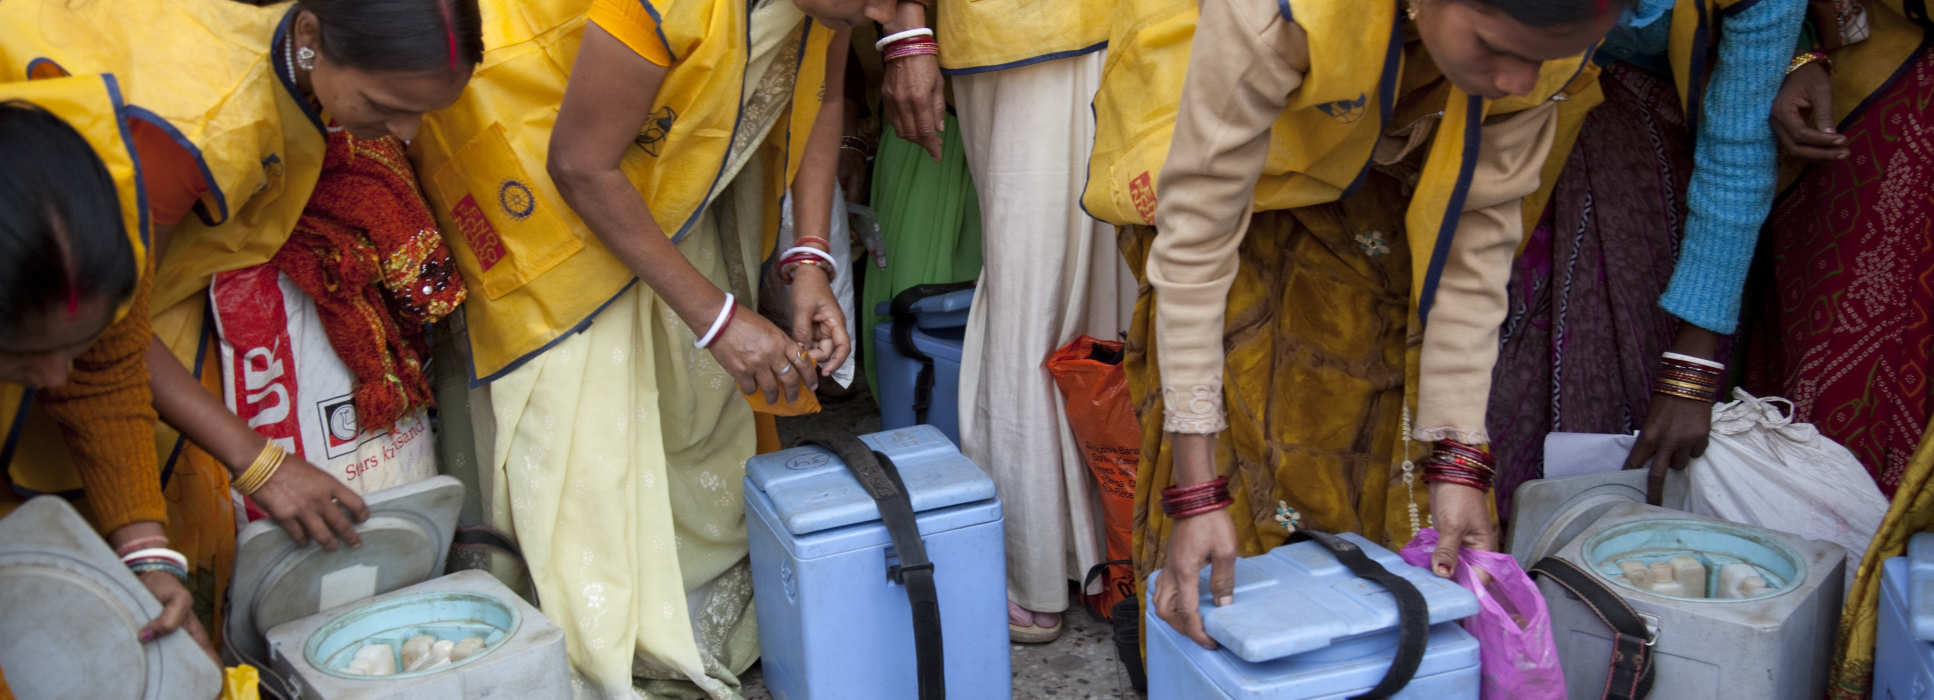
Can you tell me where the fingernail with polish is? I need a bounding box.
[139,631,155,643]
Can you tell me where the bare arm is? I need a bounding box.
[549,24,815,401]
[785,30,856,373]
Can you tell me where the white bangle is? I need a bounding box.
[121,547,189,571]
[781,246,839,281]
[1662,351,1725,371]
[875,27,934,52]
[695,293,736,349]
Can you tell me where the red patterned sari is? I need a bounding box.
[1747,46,1934,497]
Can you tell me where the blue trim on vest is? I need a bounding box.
[1277,0,1294,22]
[1415,94,1484,326]
[25,57,66,77]
[101,74,152,251]
[273,7,327,134]
[467,278,641,387]
[939,41,1108,77]
[1341,14,1405,199]
[667,0,761,243]
[159,312,215,488]
[1078,99,1102,223]
[122,105,230,228]
[0,394,33,475]
[636,0,680,63]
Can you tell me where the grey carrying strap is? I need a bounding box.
[1287,530,1430,700]
[1530,557,1655,700]
[804,434,944,700]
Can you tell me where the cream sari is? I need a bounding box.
[471,2,810,696]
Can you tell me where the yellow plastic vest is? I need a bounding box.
[415,0,833,383]
[0,74,152,497]
[0,0,327,318]
[1084,0,1598,317]
[935,0,1113,74]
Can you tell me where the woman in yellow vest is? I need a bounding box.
[412,0,872,693]
[0,0,483,644]
[1750,3,1933,695]
[1083,0,1624,648]
[0,79,209,684]
[875,0,1127,644]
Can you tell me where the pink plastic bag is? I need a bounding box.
[1400,529,1565,700]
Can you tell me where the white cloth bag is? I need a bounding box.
[1686,388,1889,579]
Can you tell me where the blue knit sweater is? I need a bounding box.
[1600,0,1806,334]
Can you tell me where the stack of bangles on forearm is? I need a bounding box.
[876,27,937,63]
[1161,476,1233,519]
[1419,439,1495,492]
[779,238,838,284]
[120,543,190,582]
[232,441,288,495]
[1654,351,1725,402]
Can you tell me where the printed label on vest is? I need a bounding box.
[1130,171,1158,224]
[451,193,507,271]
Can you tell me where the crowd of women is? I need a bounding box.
[0,0,1928,697]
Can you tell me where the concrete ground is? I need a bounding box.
[756,388,1142,698]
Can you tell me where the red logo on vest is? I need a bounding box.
[1130,171,1157,224]
[452,194,507,271]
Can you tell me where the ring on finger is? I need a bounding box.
[774,363,793,376]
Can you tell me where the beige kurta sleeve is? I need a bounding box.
[1413,101,1559,444]
[1148,0,1309,435]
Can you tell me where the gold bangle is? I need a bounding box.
[235,442,288,495]
[1788,51,1831,75]
[1653,386,1715,402]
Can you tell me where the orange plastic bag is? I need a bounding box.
[1046,336,1139,617]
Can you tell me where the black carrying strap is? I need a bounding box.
[1530,557,1655,700]
[805,434,945,700]
[888,281,974,425]
[1290,530,1429,700]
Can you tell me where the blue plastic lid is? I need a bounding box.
[1909,533,1934,641]
[1187,533,1480,664]
[745,426,998,536]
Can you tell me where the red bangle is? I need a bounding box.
[1162,476,1229,499]
[794,236,830,249]
[115,536,170,557]
[1167,500,1232,519]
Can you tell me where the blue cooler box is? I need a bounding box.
[1876,533,1934,699]
[1146,533,1483,699]
[872,288,972,444]
[745,426,1009,699]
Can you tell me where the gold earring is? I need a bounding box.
[1405,1,1419,20]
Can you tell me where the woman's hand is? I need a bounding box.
[1153,432,1236,650]
[1626,393,1713,505]
[880,53,945,161]
[1772,61,1849,161]
[136,569,217,662]
[1155,505,1238,650]
[787,266,852,375]
[1426,482,1498,578]
[251,457,370,551]
[709,306,817,404]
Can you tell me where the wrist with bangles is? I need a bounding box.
[1652,351,1725,403]
[1788,50,1832,75]
[1161,476,1233,519]
[779,242,839,284]
[1419,439,1496,492]
[233,441,289,495]
[877,27,938,63]
[122,545,190,583]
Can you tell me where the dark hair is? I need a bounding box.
[298,0,485,74]
[1465,0,1634,27]
[0,101,135,331]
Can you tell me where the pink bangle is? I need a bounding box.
[115,536,171,557]
[1168,500,1232,520]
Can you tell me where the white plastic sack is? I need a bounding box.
[759,183,858,388]
[1686,389,1888,580]
[210,264,438,496]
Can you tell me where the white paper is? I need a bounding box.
[1540,432,1638,479]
